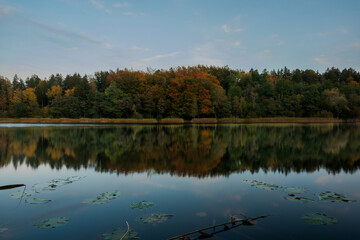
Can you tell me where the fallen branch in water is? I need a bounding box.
[120,221,130,240]
[0,184,25,190]
[167,214,269,240]
[0,184,27,208]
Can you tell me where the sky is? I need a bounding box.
[0,0,359,79]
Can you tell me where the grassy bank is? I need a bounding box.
[0,117,351,124]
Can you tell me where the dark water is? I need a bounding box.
[0,124,359,240]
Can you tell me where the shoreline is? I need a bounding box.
[0,117,354,125]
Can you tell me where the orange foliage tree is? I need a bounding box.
[166,68,223,119]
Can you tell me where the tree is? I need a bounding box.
[48,74,63,87]
[190,97,199,118]
[47,85,62,100]
[26,74,40,88]
[232,96,241,117]
[35,80,50,108]
[323,88,349,118]
[143,91,155,118]
[0,76,11,114]
[23,88,40,116]
[94,71,109,92]
[239,97,248,117]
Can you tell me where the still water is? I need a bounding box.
[0,124,359,240]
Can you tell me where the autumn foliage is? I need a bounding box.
[0,66,359,119]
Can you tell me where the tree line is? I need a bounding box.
[0,66,359,119]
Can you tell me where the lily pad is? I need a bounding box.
[34,217,69,229]
[25,197,51,204]
[49,176,85,187]
[284,194,315,203]
[302,213,337,225]
[318,191,356,203]
[283,187,308,194]
[0,228,8,233]
[83,191,121,205]
[33,176,85,192]
[130,201,155,210]
[243,180,280,191]
[139,213,174,224]
[32,183,58,192]
[103,228,139,240]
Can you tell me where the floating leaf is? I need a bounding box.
[318,191,356,203]
[34,217,69,229]
[302,213,337,225]
[10,190,35,199]
[283,187,308,194]
[32,183,58,192]
[32,176,85,192]
[83,191,121,205]
[284,194,315,203]
[243,180,279,191]
[0,228,8,233]
[49,176,85,187]
[130,201,155,210]
[139,213,174,224]
[103,228,139,240]
[25,197,51,204]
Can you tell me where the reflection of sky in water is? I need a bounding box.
[0,125,360,239]
[1,164,360,240]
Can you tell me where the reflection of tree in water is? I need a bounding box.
[0,124,359,177]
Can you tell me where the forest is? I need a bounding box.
[0,66,359,119]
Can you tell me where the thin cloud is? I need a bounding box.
[271,34,284,46]
[188,43,224,66]
[65,46,79,51]
[353,43,360,49]
[316,28,348,37]
[140,52,180,62]
[277,40,284,46]
[232,41,241,47]
[314,56,331,65]
[222,24,244,33]
[25,18,103,45]
[131,46,150,51]
[122,12,145,17]
[0,5,14,18]
[102,43,113,49]
[316,32,330,37]
[89,0,104,9]
[58,22,68,29]
[113,2,129,8]
[256,49,271,60]
[339,28,348,34]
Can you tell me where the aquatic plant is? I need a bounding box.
[130,200,155,210]
[83,191,121,205]
[302,213,337,225]
[34,217,69,229]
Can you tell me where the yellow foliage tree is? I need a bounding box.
[46,85,62,99]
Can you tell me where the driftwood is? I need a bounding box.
[167,215,269,240]
[0,184,26,207]
[0,184,25,190]
[120,221,130,240]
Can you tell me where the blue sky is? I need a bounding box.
[0,0,359,79]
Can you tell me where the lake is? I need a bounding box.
[0,124,359,240]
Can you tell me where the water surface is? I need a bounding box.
[0,124,359,239]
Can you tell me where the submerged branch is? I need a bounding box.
[167,215,269,240]
[0,184,25,190]
[120,221,130,240]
